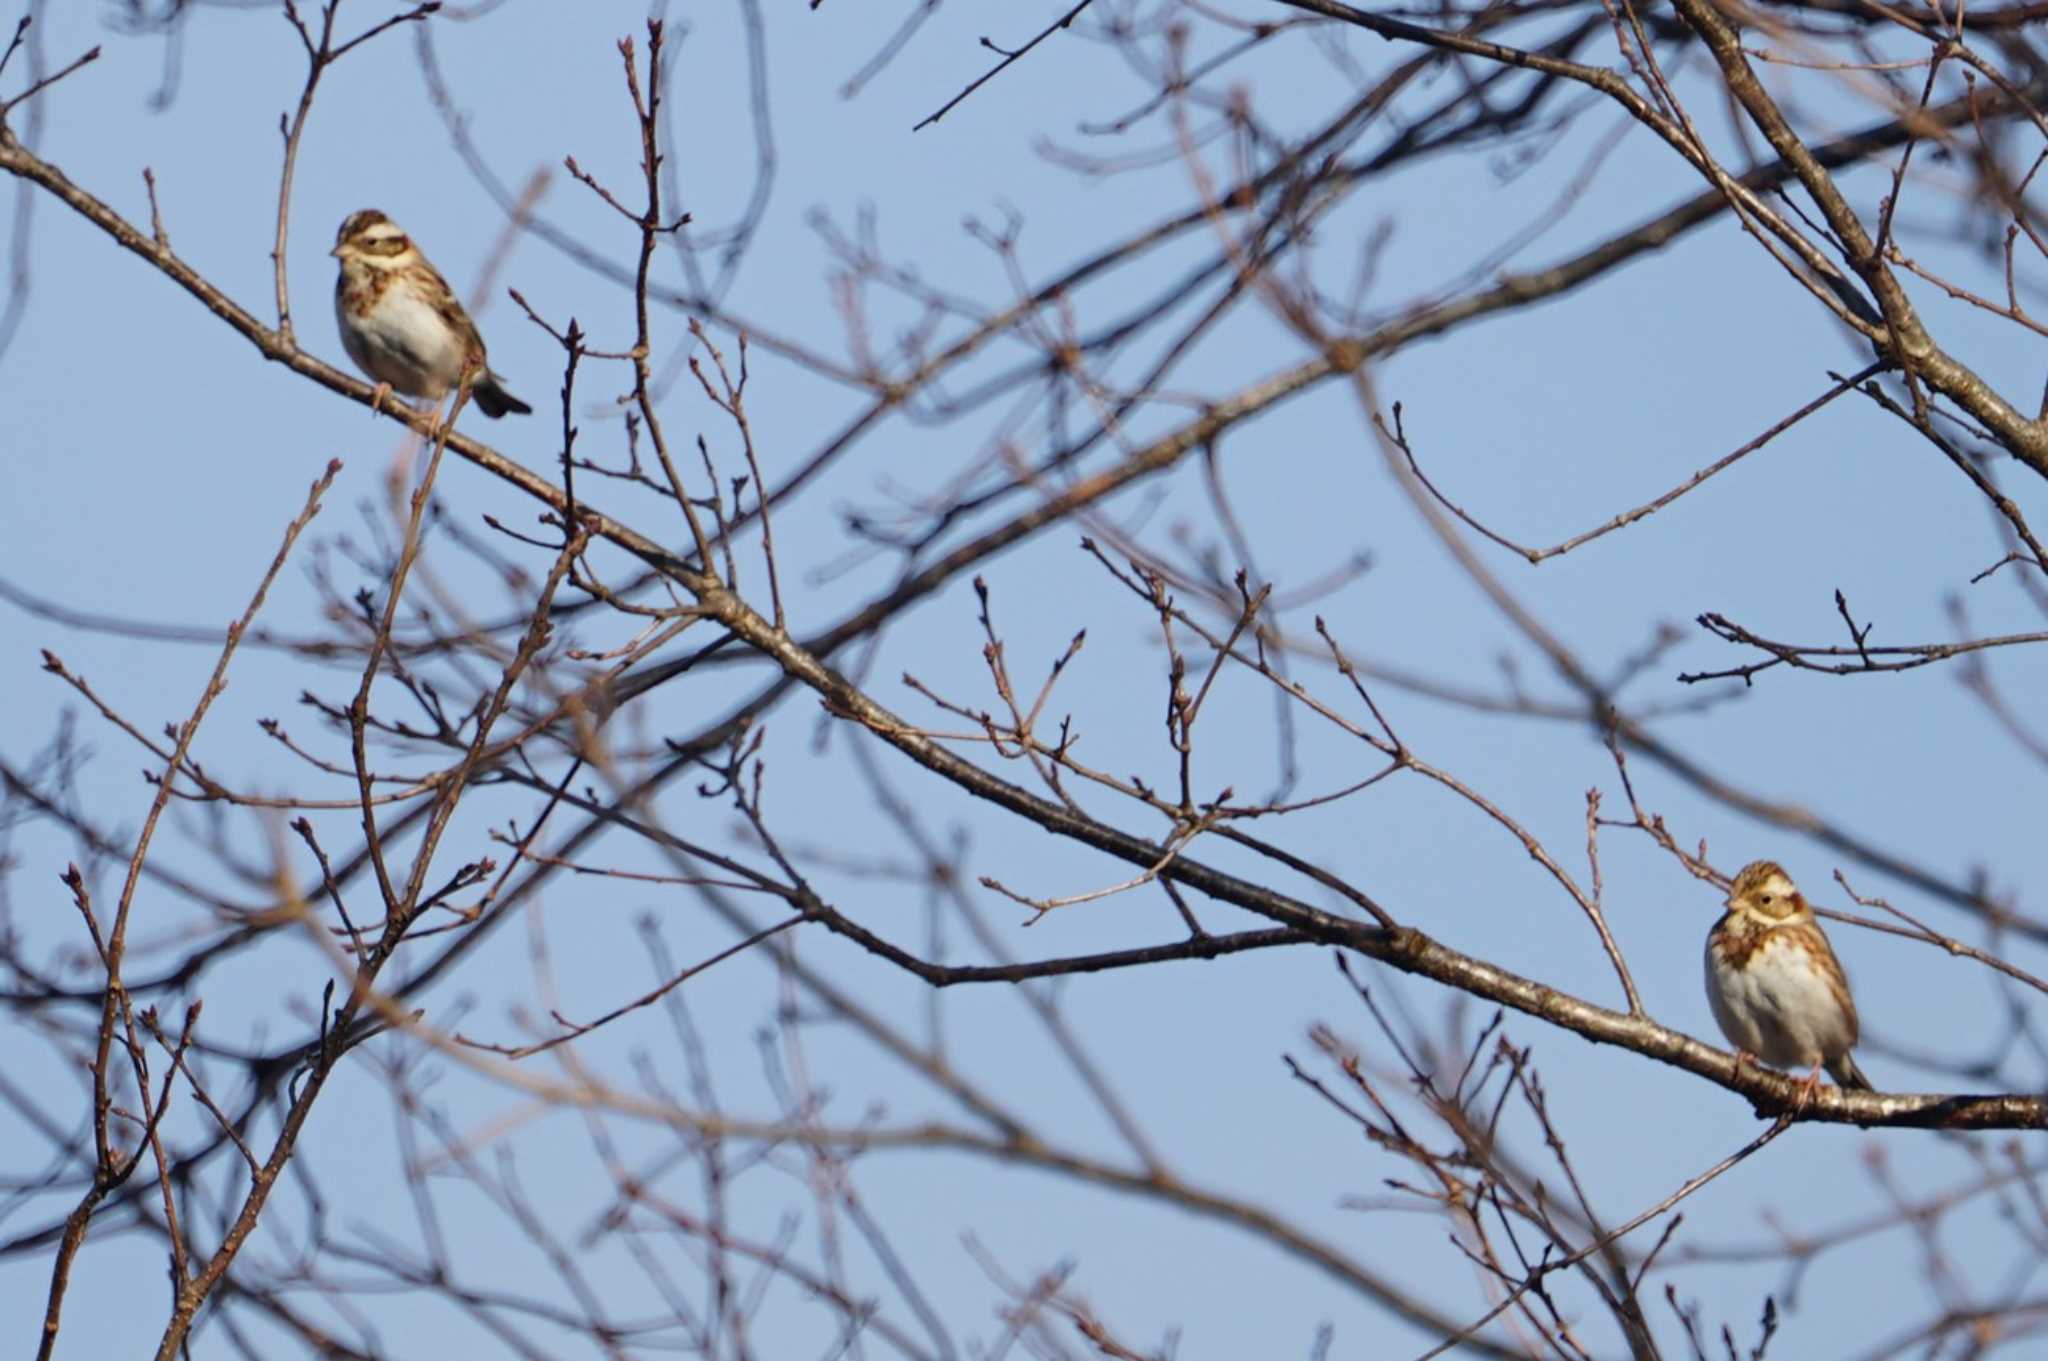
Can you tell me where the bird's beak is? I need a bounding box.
[329,245,342,258]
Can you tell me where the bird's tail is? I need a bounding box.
[1828,1052,1873,1091]
[474,372,533,419]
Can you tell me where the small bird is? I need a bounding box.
[330,208,531,419]
[1705,859,1872,1092]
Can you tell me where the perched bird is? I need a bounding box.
[330,208,531,419]
[1705,859,1872,1091]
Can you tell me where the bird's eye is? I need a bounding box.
[1757,893,1773,905]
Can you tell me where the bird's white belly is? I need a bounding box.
[338,288,468,397]
[1704,935,1854,1069]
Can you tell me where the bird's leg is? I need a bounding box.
[369,382,393,417]
[433,390,461,439]
[1791,1059,1826,1114]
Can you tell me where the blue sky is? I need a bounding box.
[5,1,2046,1357]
